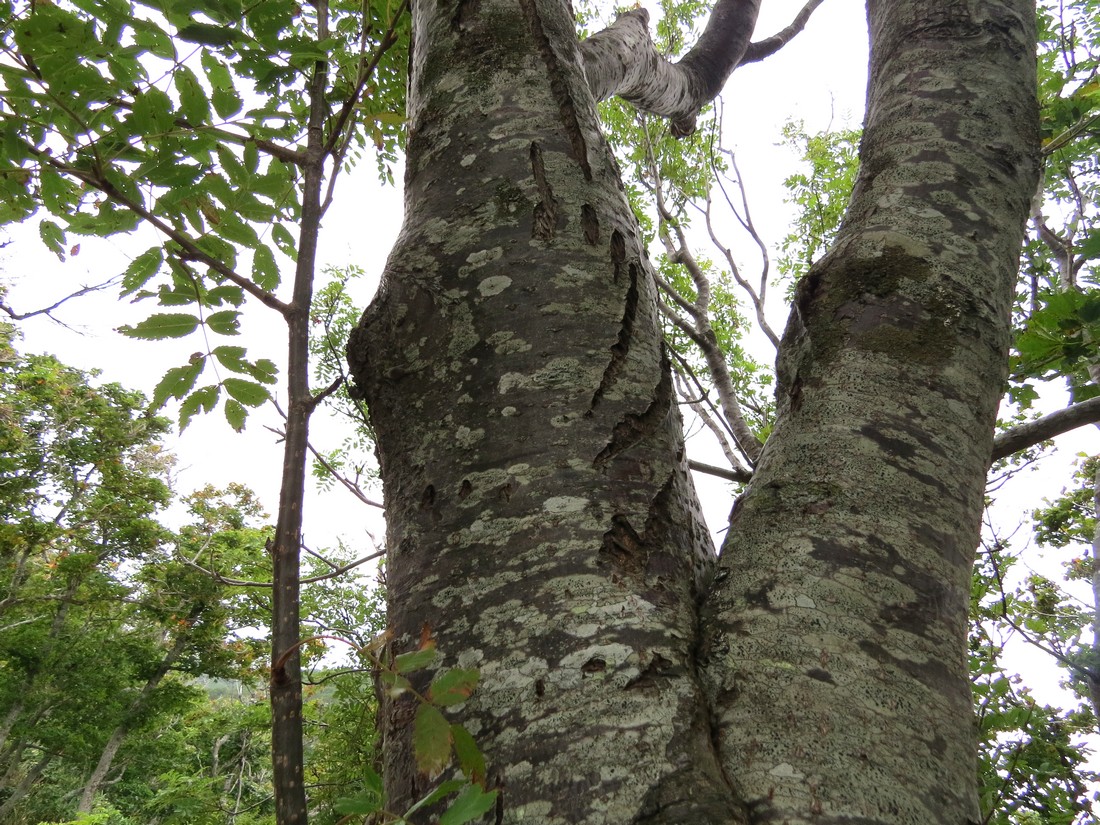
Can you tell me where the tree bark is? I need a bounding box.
[349,0,1040,823]
[349,0,730,820]
[700,2,1040,823]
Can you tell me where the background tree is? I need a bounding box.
[0,0,406,818]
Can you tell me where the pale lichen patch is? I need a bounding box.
[543,495,587,513]
[477,274,513,296]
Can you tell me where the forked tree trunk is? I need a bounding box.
[348,1,1040,823]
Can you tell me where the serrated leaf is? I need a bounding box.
[1080,230,1100,260]
[440,784,498,825]
[39,219,66,258]
[395,646,437,674]
[206,285,245,306]
[180,385,219,429]
[223,377,269,407]
[224,397,246,431]
[212,86,243,118]
[151,361,204,410]
[333,788,382,816]
[174,65,210,124]
[252,243,280,290]
[451,724,485,784]
[430,669,480,706]
[120,313,200,339]
[132,19,176,60]
[249,358,279,384]
[212,344,247,368]
[121,247,164,295]
[205,309,240,335]
[271,222,297,259]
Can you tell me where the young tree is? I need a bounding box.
[347,2,1049,823]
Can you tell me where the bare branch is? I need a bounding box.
[269,398,384,509]
[181,549,384,588]
[740,0,828,65]
[0,278,118,323]
[689,458,751,483]
[992,397,1100,461]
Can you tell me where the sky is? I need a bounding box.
[4,0,1099,714]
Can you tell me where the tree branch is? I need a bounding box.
[740,0,828,64]
[689,458,751,483]
[992,396,1100,461]
[0,278,118,322]
[581,0,762,135]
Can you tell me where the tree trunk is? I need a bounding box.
[700,3,1039,822]
[348,0,1040,823]
[77,613,198,814]
[0,752,51,822]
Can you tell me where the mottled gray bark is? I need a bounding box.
[348,1,1040,823]
[699,2,1040,823]
[349,0,731,820]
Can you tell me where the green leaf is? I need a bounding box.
[121,247,164,295]
[177,23,240,46]
[224,397,246,431]
[131,86,175,134]
[212,86,243,119]
[395,646,437,674]
[404,779,466,818]
[413,703,452,779]
[430,668,479,706]
[151,361,204,410]
[1080,230,1100,260]
[252,243,280,290]
[205,310,240,335]
[248,358,279,384]
[334,789,382,816]
[223,377,269,407]
[119,313,200,339]
[271,222,297,259]
[451,724,486,784]
[174,65,211,124]
[440,784,498,825]
[39,219,66,258]
[180,384,219,428]
[132,18,177,60]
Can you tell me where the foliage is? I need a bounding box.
[775,121,860,289]
[1010,0,1100,409]
[0,0,408,429]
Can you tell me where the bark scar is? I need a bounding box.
[517,0,592,180]
[530,142,558,241]
[593,352,673,467]
[590,255,638,410]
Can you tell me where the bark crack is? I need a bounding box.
[590,255,639,410]
[530,141,559,241]
[517,0,592,179]
[593,351,673,468]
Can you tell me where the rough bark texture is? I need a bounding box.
[699,2,1040,823]
[349,0,1040,823]
[348,0,733,820]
